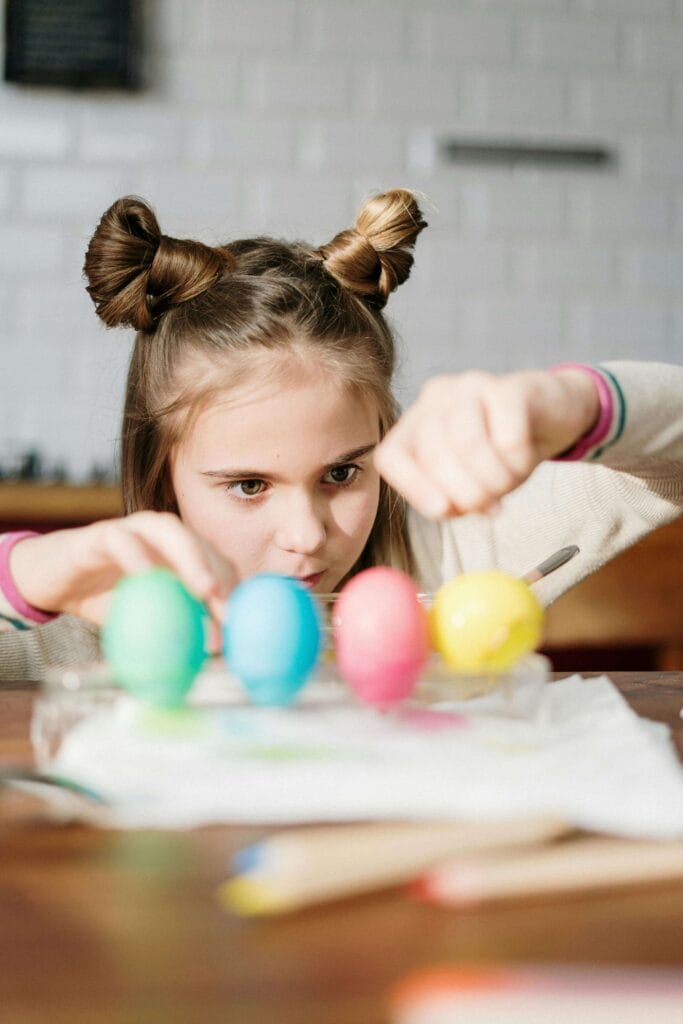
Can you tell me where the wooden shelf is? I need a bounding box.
[0,483,122,526]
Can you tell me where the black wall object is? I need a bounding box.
[4,0,142,89]
[440,140,614,169]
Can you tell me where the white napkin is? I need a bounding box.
[49,674,683,835]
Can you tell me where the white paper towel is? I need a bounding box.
[49,674,683,835]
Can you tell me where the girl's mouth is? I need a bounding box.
[297,572,324,588]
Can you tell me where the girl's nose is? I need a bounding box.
[275,495,327,555]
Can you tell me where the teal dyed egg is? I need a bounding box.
[223,574,321,706]
[102,568,207,707]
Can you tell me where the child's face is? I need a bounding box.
[170,357,382,593]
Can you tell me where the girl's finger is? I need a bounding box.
[98,522,160,577]
[207,593,228,625]
[411,417,493,513]
[375,432,450,518]
[126,512,224,602]
[443,393,524,500]
[206,614,223,655]
[104,517,233,630]
[484,384,537,480]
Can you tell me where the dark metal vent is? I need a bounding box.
[440,140,614,169]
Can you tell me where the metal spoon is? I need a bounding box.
[0,765,108,805]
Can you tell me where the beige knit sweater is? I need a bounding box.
[2,361,682,681]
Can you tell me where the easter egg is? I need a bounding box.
[334,567,429,708]
[223,574,321,706]
[102,567,208,707]
[431,571,544,671]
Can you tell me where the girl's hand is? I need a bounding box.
[374,368,600,519]
[9,511,237,628]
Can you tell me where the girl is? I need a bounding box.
[1,189,682,680]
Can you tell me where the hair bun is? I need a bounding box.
[318,189,427,308]
[84,196,229,331]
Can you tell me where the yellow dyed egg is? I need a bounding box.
[431,571,544,671]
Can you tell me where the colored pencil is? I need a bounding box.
[217,816,570,916]
[418,836,683,906]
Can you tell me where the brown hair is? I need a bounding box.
[84,189,427,580]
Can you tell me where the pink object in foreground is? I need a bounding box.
[396,707,467,731]
[390,964,683,1024]
[333,567,429,708]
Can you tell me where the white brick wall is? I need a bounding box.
[0,110,72,159]
[516,243,616,291]
[461,178,567,235]
[0,168,11,212]
[626,25,683,71]
[306,1,405,57]
[246,59,351,113]
[411,11,514,63]
[463,69,566,126]
[190,0,298,53]
[569,183,671,238]
[0,0,682,479]
[360,64,460,119]
[571,75,670,128]
[0,225,64,274]
[521,18,619,69]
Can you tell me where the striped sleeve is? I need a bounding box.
[551,363,625,463]
[0,532,57,631]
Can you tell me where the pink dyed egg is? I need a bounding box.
[333,567,429,707]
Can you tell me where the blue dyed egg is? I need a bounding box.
[223,575,321,705]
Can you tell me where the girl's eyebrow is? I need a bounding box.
[327,443,377,466]
[201,443,377,480]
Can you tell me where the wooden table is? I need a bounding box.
[1,674,682,1023]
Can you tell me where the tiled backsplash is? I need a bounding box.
[1,0,682,479]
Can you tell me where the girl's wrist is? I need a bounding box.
[549,363,612,461]
[0,532,59,624]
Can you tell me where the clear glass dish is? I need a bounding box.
[414,651,551,719]
[31,642,550,768]
[31,663,123,770]
[317,593,549,716]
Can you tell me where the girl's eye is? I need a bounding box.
[226,479,266,499]
[323,464,360,486]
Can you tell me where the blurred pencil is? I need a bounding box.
[417,836,683,906]
[217,816,570,916]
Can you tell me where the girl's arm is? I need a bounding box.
[377,361,683,601]
[1,512,237,629]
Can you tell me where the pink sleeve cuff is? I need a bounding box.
[0,531,58,624]
[549,363,615,461]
